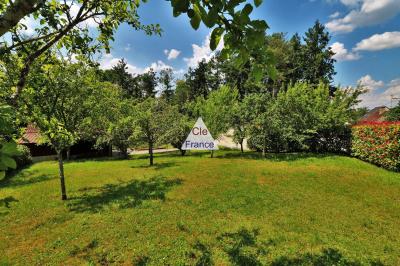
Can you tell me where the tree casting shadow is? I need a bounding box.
[67,176,182,213]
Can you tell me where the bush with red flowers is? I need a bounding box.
[352,122,400,171]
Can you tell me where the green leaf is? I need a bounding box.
[1,142,19,156]
[252,65,263,81]
[210,27,224,51]
[242,4,253,16]
[190,4,202,30]
[171,0,189,12]
[254,0,263,7]
[1,155,17,169]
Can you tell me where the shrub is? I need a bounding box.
[13,145,32,169]
[352,122,400,171]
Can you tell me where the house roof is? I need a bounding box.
[359,106,389,123]
[18,124,43,144]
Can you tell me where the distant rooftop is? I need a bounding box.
[359,106,389,123]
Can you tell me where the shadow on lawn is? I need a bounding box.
[68,176,182,213]
[0,169,54,188]
[216,151,339,162]
[271,248,384,266]
[131,162,179,170]
[188,227,385,266]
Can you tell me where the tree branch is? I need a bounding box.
[0,0,45,37]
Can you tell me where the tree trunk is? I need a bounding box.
[240,139,244,153]
[149,141,153,166]
[66,148,71,161]
[180,149,186,156]
[210,150,214,158]
[108,144,113,157]
[57,150,67,200]
[262,137,267,158]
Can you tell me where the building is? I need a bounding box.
[18,124,110,161]
[358,106,389,124]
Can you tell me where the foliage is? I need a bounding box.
[100,59,142,99]
[13,145,33,170]
[246,83,362,153]
[386,102,400,121]
[159,68,175,101]
[352,122,400,171]
[131,98,177,165]
[164,114,193,156]
[0,103,19,178]
[191,86,237,141]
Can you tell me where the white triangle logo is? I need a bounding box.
[181,117,218,150]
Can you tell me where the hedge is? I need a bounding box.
[352,122,400,171]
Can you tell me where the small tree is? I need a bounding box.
[132,98,176,165]
[24,60,107,200]
[192,86,237,157]
[166,114,192,156]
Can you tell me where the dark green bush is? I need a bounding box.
[13,145,32,169]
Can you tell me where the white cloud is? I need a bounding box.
[326,0,400,33]
[329,11,341,18]
[144,60,173,72]
[330,42,360,61]
[99,55,144,74]
[358,75,384,91]
[99,55,172,75]
[184,32,224,68]
[354,31,400,51]
[164,49,181,60]
[357,75,400,108]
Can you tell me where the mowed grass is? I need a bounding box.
[0,151,400,265]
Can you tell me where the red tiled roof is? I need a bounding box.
[18,124,43,144]
[358,106,389,123]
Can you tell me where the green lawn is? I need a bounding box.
[1,151,399,265]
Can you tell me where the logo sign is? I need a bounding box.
[182,117,218,150]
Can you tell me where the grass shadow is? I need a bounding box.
[68,176,183,213]
[271,248,384,266]
[0,169,54,189]
[130,162,179,170]
[218,228,267,266]
[216,151,340,162]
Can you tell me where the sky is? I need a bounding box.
[14,0,400,108]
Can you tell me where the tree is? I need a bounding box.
[0,104,20,178]
[173,80,191,109]
[140,69,157,98]
[159,68,174,101]
[191,86,237,157]
[386,102,400,121]
[132,98,176,166]
[101,59,142,99]
[243,93,281,156]
[185,60,214,100]
[1,0,271,102]
[301,20,336,86]
[166,114,192,156]
[22,60,109,200]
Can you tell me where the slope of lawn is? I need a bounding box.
[0,151,399,265]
